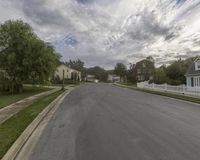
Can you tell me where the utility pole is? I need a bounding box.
[62,69,65,90]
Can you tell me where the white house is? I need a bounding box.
[185,58,200,87]
[85,74,99,82]
[54,64,81,81]
[107,74,120,83]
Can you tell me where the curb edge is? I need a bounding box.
[2,88,74,160]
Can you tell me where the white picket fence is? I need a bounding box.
[137,81,200,97]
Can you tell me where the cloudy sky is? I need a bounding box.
[0,0,200,68]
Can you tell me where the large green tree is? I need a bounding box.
[154,56,199,85]
[114,63,127,82]
[127,63,136,83]
[165,58,198,85]
[0,20,60,93]
[86,66,108,82]
[154,65,168,84]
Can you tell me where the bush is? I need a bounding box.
[51,76,80,85]
[64,79,80,85]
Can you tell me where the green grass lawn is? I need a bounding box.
[0,86,51,109]
[0,90,64,159]
[114,83,200,104]
[116,82,137,87]
[52,83,79,87]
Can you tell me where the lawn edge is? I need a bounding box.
[113,83,200,105]
[2,88,73,160]
[0,86,52,111]
[0,87,55,110]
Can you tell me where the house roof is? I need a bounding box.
[57,64,81,73]
[86,75,95,78]
[135,59,154,68]
[185,61,200,76]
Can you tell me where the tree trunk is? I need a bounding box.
[9,82,23,93]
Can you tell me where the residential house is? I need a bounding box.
[108,74,120,83]
[185,58,200,87]
[85,74,98,82]
[54,64,81,81]
[134,59,155,82]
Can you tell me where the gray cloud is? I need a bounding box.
[1,0,200,69]
[22,1,65,26]
[76,0,94,4]
[13,0,73,30]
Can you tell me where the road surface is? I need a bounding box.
[17,83,200,160]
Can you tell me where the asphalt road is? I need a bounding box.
[25,83,200,160]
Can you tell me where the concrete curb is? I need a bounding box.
[2,88,74,160]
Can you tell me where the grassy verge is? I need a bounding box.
[52,84,77,87]
[0,86,51,109]
[0,90,64,159]
[114,83,200,104]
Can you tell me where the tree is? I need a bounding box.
[127,63,136,83]
[86,66,108,82]
[155,56,199,85]
[65,59,85,79]
[114,63,127,82]
[165,59,189,85]
[0,20,60,93]
[27,41,60,85]
[65,59,84,72]
[146,56,155,63]
[0,70,9,92]
[154,66,168,84]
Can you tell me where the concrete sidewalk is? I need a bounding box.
[0,88,60,124]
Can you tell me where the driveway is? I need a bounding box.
[16,83,200,160]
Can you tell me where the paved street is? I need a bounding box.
[18,83,200,160]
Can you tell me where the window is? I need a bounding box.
[191,77,194,87]
[137,75,144,81]
[195,61,200,71]
[137,69,141,74]
[193,77,200,87]
[199,77,200,87]
[194,77,197,87]
[197,76,200,87]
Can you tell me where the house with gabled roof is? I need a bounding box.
[134,59,155,82]
[54,64,81,81]
[185,58,200,87]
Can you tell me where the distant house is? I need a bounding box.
[85,75,99,83]
[54,64,81,81]
[134,59,155,82]
[108,74,120,83]
[185,58,200,87]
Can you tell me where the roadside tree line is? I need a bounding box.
[64,59,108,82]
[113,56,199,85]
[63,56,199,86]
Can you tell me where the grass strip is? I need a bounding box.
[0,90,64,159]
[114,83,200,104]
[0,86,51,109]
